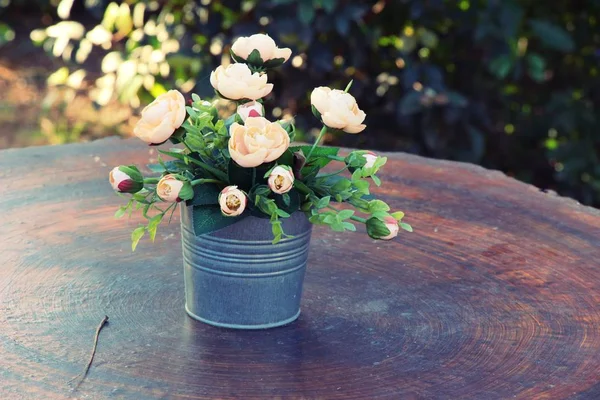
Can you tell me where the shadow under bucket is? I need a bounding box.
[180,206,312,329]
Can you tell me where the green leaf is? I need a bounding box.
[246,49,264,66]
[131,226,146,251]
[263,57,286,69]
[400,222,413,232]
[178,182,194,201]
[342,222,356,232]
[276,149,294,167]
[192,205,246,236]
[372,175,381,186]
[337,209,355,220]
[147,163,166,173]
[529,20,574,52]
[315,196,331,209]
[391,211,405,221]
[290,145,339,169]
[276,209,290,218]
[276,189,300,214]
[368,199,390,213]
[489,54,513,79]
[115,207,127,219]
[526,53,546,82]
[147,214,163,241]
[298,0,315,24]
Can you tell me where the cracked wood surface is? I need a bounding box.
[1,137,599,399]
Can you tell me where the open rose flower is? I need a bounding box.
[229,117,290,167]
[109,166,143,194]
[237,101,264,122]
[210,63,273,101]
[363,151,378,169]
[157,174,185,203]
[219,186,247,217]
[133,90,186,144]
[231,34,292,66]
[311,87,366,134]
[268,166,294,194]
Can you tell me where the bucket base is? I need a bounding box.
[185,304,301,330]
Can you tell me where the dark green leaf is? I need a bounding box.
[298,0,315,24]
[178,182,194,201]
[192,205,246,235]
[399,91,423,116]
[529,19,575,52]
[246,49,264,66]
[489,54,513,79]
[187,183,220,206]
[291,145,340,169]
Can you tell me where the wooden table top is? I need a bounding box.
[1,137,600,399]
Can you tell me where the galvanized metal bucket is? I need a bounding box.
[180,206,312,329]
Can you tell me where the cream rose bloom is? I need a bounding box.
[231,34,292,63]
[219,186,247,217]
[268,166,294,194]
[133,90,186,144]
[157,174,184,203]
[310,87,366,134]
[210,63,273,101]
[228,117,290,168]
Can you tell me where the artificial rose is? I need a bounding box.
[363,151,378,169]
[228,117,290,168]
[133,90,186,144]
[210,63,273,101]
[109,166,143,194]
[381,216,400,240]
[157,174,184,203]
[237,101,264,122]
[366,215,399,240]
[310,87,366,134]
[231,33,292,63]
[219,186,247,217]
[268,166,294,194]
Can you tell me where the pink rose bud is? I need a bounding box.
[157,174,185,203]
[219,186,247,216]
[381,216,400,240]
[268,166,295,194]
[363,151,378,169]
[109,166,143,194]
[236,101,264,122]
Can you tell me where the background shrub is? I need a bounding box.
[1,0,600,207]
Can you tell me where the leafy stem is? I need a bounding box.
[318,166,348,178]
[305,125,328,163]
[191,178,223,186]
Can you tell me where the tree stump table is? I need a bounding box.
[1,137,600,400]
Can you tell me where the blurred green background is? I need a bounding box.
[1,0,600,207]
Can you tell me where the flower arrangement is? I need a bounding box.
[110,34,412,250]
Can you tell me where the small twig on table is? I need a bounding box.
[68,315,109,389]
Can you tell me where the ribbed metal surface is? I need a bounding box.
[181,206,312,329]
